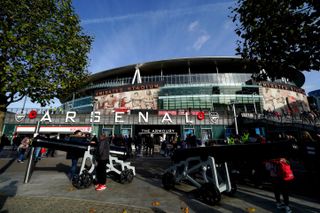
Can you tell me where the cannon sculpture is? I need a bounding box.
[31,136,136,189]
[162,141,296,205]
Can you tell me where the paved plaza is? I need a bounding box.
[0,147,319,213]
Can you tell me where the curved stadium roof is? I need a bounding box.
[89,56,257,83]
[88,56,305,87]
[60,56,306,103]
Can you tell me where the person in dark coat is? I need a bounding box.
[0,134,10,152]
[12,133,22,151]
[66,130,87,179]
[95,133,110,191]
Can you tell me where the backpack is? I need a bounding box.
[276,159,294,181]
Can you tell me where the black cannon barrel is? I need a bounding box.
[110,145,127,154]
[172,142,297,163]
[32,136,129,155]
[32,136,93,152]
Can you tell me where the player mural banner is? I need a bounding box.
[261,86,309,114]
[95,83,161,114]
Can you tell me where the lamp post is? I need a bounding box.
[252,92,257,115]
[166,93,169,110]
[231,100,239,135]
[91,98,98,135]
[21,96,27,113]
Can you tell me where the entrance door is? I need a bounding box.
[183,128,194,140]
[201,128,212,146]
[121,129,131,137]
[102,128,113,137]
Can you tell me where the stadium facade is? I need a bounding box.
[3,57,310,142]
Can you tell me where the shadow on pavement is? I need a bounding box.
[32,163,70,180]
[0,180,18,212]
[236,188,279,212]
[0,159,16,175]
[150,207,166,213]
[33,163,70,172]
[238,187,320,213]
[132,157,224,212]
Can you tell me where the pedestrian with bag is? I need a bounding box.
[265,158,294,213]
[95,133,110,191]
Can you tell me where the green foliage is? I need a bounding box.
[0,0,93,107]
[231,0,320,80]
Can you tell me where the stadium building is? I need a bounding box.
[3,57,310,142]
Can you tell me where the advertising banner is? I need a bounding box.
[95,83,160,114]
[261,87,309,114]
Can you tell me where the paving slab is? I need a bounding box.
[0,148,319,213]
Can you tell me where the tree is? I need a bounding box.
[231,0,320,80]
[0,0,93,130]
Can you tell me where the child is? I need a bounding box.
[265,158,294,213]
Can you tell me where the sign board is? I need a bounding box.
[16,126,92,133]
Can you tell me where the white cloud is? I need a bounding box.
[188,21,199,32]
[83,0,236,70]
[193,34,210,50]
[223,20,233,30]
[82,2,233,25]
[187,21,211,50]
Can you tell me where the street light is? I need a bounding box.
[252,92,257,115]
[91,98,98,134]
[230,100,239,135]
[166,93,169,110]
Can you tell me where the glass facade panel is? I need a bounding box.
[63,96,92,111]
[89,73,255,90]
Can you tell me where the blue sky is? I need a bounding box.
[9,0,320,108]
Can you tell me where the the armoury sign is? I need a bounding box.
[141,129,176,134]
[15,110,219,124]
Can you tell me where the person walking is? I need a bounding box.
[17,136,30,163]
[12,133,21,151]
[265,158,294,213]
[95,133,110,191]
[66,130,86,180]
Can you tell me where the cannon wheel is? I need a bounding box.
[81,170,93,188]
[72,174,83,189]
[162,172,175,190]
[225,182,237,196]
[119,169,134,184]
[72,170,93,189]
[119,170,127,184]
[126,169,134,183]
[200,183,221,206]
